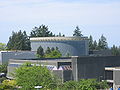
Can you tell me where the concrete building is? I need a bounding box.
[30,37,89,56]
[105,67,120,89]
[7,57,72,81]
[7,56,120,83]
[0,51,36,65]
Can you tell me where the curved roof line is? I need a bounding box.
[30,37,88,41]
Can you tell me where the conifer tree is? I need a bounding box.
[30,25,55,37]
[89,35,94,50]
[36,46,44,58]
[73,26,83,37]
[7,30,31,50]
[98,35,108,50]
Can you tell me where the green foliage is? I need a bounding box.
[56,32,65,37]
[0,43,6,51]
[7,30,31,50]
[0,80,16,89]
[98,35,108,50]
[0,77,7,83]
[111,45,120,56]
[30,25,55,37]
[89,35,108,51]
[36,46,62,58]
[0,64,7,73]
[36,46,44,58]
[45,48,62,58]
[57,79,109,90]
[14,64,57,89]
[89,35,94,50]
[78,79,99,90]
[62,81,78,90]
[73,26,83,37]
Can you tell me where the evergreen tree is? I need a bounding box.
[36,46,44,58]
[98,35,108,50]
[93,40,98,50]
[7,30,31,50]
[30,25,55,37]
[45,47,51,54]
[73,26,83,37]
[56,32,65,37]
[51,47,55,51]
[111,45,120,56]
[45,48,62,58]
[89,35,94,50]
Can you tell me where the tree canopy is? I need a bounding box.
[111,45,120,56]
[36,46,62,58]
[7,30,31,50]
[58,79,109,90]
[30,25,55,37]
[0,64,7,73]
[98,35,108,50]
[73,26,83,37]
[0,43,6,51]
[14,63,57,89]
[89,35,108,51]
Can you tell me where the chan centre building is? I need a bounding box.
[30,37,89,56]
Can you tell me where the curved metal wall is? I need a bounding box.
[31,40,88,56]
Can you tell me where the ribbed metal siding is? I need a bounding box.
[31,40,88,56]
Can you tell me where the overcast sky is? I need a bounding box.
[0,0,120,47]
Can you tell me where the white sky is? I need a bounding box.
[0,0,120,47]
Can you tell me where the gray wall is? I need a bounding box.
[72,56,120,81]
[31,40,88,56]
[113,70,120,85]
[52,70,73,82]
[0,51,36,64]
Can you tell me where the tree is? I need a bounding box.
[93,40,98,50]
[77,79,108,90]
[0,80,16,89]
[36,46,62,58]
[45,47,62,58]
[0,43,6,51]
[111,45,120,56]
[14,64,57,89]
[7,30,31,50]
[56,32,65,37]
[30,25,55,37]
[45,49,62,58]
[98,35,108,50]
[45,47,51,54]
[36,46,44,58]
[89,35,94,50]
[58,79,109,90]
[0,64,7,73]
[73,26,83,37]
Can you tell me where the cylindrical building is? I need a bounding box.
[30,37,89,56]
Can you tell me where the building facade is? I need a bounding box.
[0,51,36,65]
[7,56,120,83]
[30,37,89,56]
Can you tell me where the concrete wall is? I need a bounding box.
[31,40,88,56]
[7,56,120,82]
[7,58,72,79]
[52,70,73,82]
[72,56,120,81]
[113,70,120,89]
